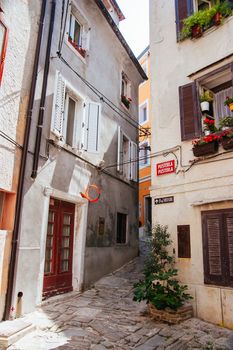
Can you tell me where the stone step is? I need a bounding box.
[0,319,35,348]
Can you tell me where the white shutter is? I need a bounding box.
[117,126,123,173]
[83,102,100,152]
[52,71,66,136]
[130,141,138,181]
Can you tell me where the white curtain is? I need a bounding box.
[213,86,233,125]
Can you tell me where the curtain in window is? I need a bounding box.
[213,86,233,125]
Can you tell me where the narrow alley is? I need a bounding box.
[9,252,233,350]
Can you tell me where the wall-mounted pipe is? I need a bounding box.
[31,0,56,179]
[3,0,47,321]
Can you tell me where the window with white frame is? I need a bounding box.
[139,141,150,168]
[139,101,148,124]
[51,71,101,152]
[117,127,137,181]
[67,5,89,58]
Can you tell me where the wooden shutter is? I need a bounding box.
[117,126,123,173]
[52,71,66,136]
[179,82,201,141]
[177,225,191,258]
[130,141,138,181]
[202,211,226,286]
[83,102,100,152]
[175,0,193,38]
[224,211,233,286]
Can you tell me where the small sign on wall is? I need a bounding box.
[156,160,175,176]
[154,196,174,205]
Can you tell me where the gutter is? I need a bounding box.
[93,0,148,81]
[3,0,47,320]
[31,0,56,179]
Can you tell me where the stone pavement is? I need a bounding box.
[9,255,233,350]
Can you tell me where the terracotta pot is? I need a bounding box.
[193,141,219,157]
[213,12,222,25]
[222,138,233,150]
[191,25,202,38]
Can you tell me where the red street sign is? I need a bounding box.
[156,160,175,176]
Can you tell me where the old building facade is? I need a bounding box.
[2,0,146,318]
[0,1,41,320]
[150,0,233,328]
[138,46,152,234]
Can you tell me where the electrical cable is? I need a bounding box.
[58,55,150,136]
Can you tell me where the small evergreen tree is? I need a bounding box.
[133,224,192,310]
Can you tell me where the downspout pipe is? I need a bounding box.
[31,0,56,179]
[3,0,47,320]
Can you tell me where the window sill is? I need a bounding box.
[179,14,233,42]
[65,40,87,64]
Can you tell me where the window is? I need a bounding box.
[0,20,9,85]
[179,64,233,140]
[67,5,89,59]
[117,127,137,181]
[198,65,233,127]
[202,209,233,287]
[116,213,127,244]
[139,141,150,168]
[121,72,131,109]
[139,101,148,124]
[98,217,105,235]
[194,0,211,12]
[52,71,101,152]
[0,189,16,230]
[177,225,191,258]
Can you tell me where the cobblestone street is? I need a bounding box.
[8,252,233,350]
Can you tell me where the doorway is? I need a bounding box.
[144,196,152,229]
[43,198,75,298]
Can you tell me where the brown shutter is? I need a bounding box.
[202,211,226,286]
[175,0,193,38]
[177,225,191,258]
[224,212,233,286]
[179,82,201,141]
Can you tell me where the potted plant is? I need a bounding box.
[221,128,233,150]
[200,91,213,112]
[211,0,233,25]
[121,95,131,109]
[224,97,233,111]
[181,9,211,39]
[219,116,233,130]
[192,134,220,157]
[133,224,193,324]
[203,117,216,134]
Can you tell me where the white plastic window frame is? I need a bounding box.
[139,139,150,169]
[139,100,149,125]
[65,3,90,61]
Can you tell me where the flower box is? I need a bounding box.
[193,141,219,157]
[148,302,193,325]
[68,37,86,58]
[121,95,131,109]
[222,138,233,150]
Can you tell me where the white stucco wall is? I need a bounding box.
[150,0,233,329]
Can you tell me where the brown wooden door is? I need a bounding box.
[43,198,75,298]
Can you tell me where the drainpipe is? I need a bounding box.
[3,0,47,321]
[31,0,56,179]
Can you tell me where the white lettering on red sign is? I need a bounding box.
[156,160,175,176]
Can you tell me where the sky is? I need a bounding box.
[117,0,149,57]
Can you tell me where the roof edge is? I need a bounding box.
[109,0,125,21]
[93,0,148,81]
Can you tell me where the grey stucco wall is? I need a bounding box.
[12,0,143,314]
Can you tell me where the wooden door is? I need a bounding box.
[43,198,75,298]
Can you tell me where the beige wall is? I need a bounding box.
[150,0,233,329]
